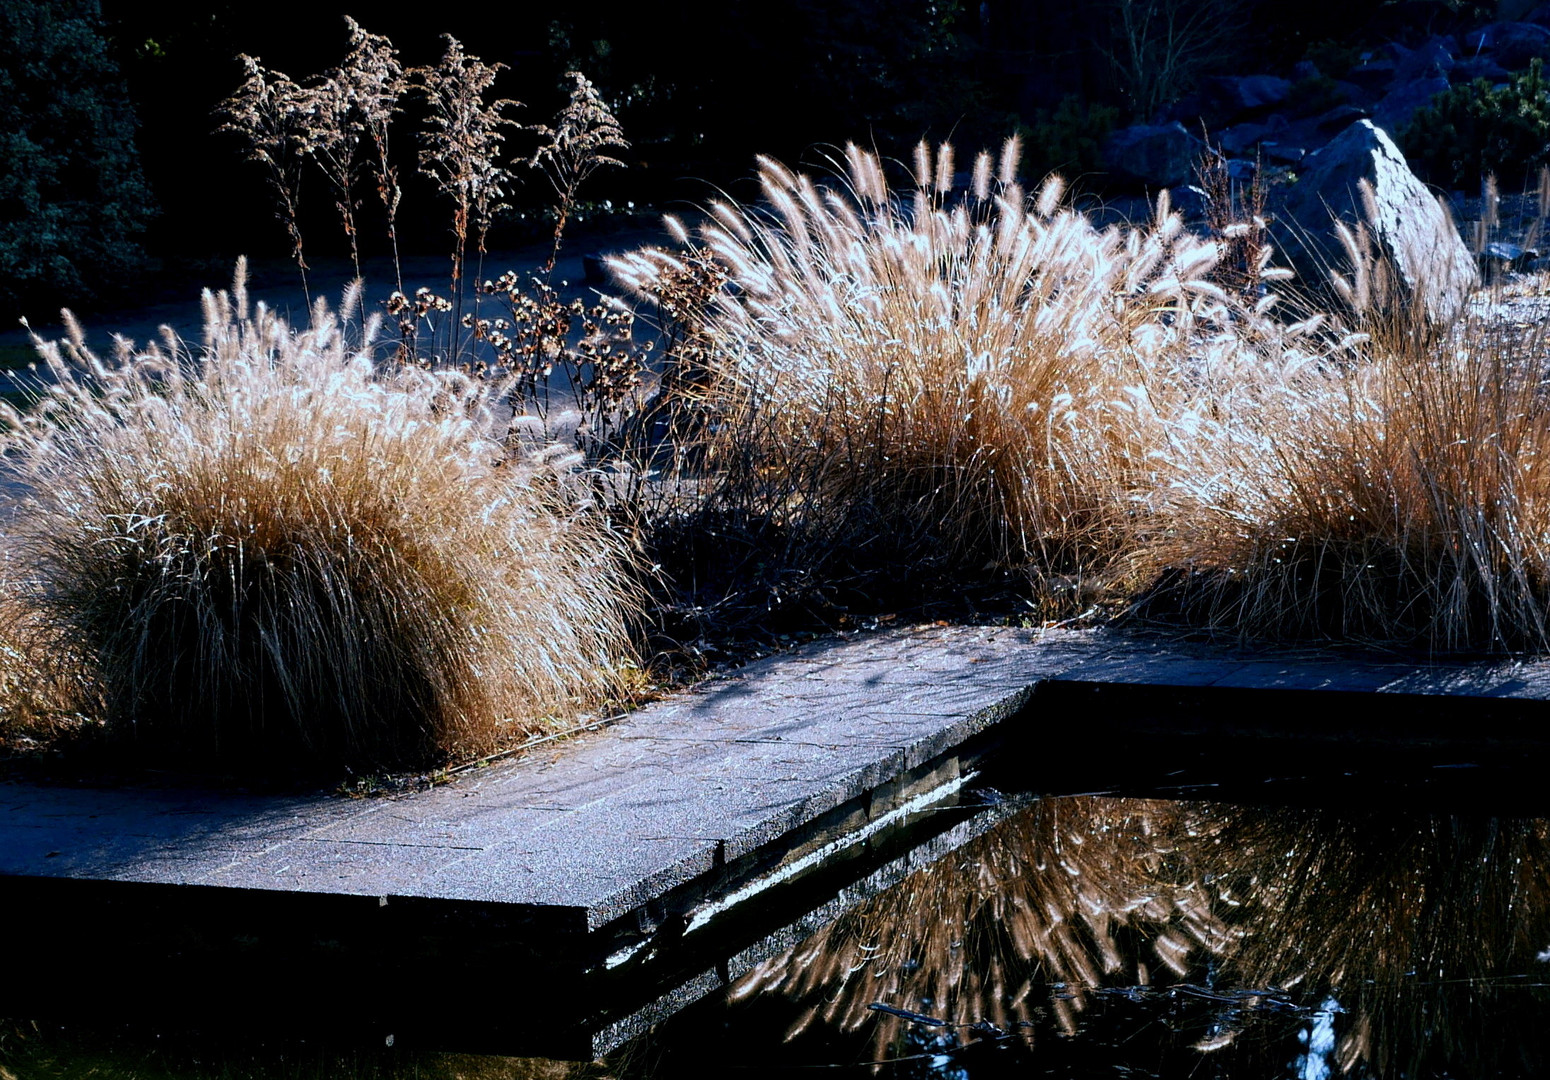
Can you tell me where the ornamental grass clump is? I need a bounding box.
[0,572,93,748]
[1143,223,1550,650]
[1,264,638,773]
[613,141,1233,608]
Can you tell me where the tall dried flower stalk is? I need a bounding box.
[298,72,364,280]
[530,71,628,275]
[338,17,409,292]
[218,56,313,303]
[415,35,521,335]
[301,17,408,282]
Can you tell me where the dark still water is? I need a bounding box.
[7,787,1550,1078]
[652,793,1550,1079]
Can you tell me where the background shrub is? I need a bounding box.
[1283,73,1348,119]
[1402,59,1550,188]
[1025,95,1121,179]
[0,0,154,319]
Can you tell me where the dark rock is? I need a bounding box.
[1314,103,1372,132]
[1158,91,1208,126]
[1274,120,1477,322]
[1283,79,1350,121]
[1333,80,1372,105]
[1264,114,1328,156]
[1074,194,1142,229]
[1294,60,1321,81]
[1169,185,1211,222]
[1346,59,1398,92]
[1226,158,1259,181]
[1373,76,1449,137]
[1263,142,1306,164]
[1452,55,1513,82]
[1101,122,1203,189]
[1096,195,1156,228]
[1395,37,1456,82]
[1240,74,1294,107]
[1205,74,1293,118]
[1529,2,1550,28]
[1219,122,1270,155]
[1485,240,1532,266]
[1464,22,1550,68]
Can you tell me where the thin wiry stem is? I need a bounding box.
[339,17,409,295]
[217,56,312,305]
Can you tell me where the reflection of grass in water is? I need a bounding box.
[729,797,1228,1058]
[0,1022,594,1080]
[1216,808,1550,1077]
[724,797,1550,1077]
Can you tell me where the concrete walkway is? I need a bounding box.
[0,625,1061,921]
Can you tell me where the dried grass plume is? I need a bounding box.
[0,263,639,772]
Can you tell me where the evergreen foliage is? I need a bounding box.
[1025,96,1121,178]
[1403,59,1550,188]
[0,0,154,317]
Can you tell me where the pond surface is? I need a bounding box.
[650,789,1550,1078]
[7,764,1550,1078]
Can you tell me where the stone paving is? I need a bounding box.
[3,624,1548,930]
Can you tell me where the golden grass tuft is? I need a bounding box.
[1144,290,1550,650]
[0,263,639,772]
[1131,176,1550,651]
[613,142,1235,606]
[0,575,96,749]
[619,142,1550,652]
